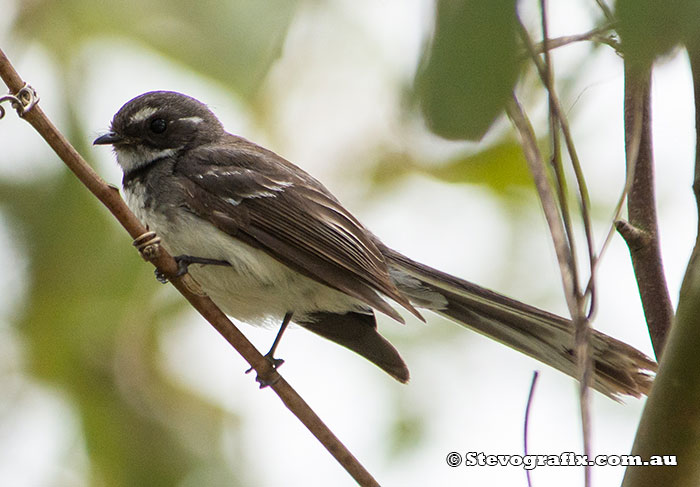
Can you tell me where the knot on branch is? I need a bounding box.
[615,219,652,251]
[0,83,39,119]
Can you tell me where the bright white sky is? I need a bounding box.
[0,1,696,486]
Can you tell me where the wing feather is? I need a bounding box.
[175,139,422,322]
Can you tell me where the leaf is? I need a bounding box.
[616,0,700,65]
[14,0,299,97]
[425,139,533,192]
[370,139,533,196]
[415,0,521,141]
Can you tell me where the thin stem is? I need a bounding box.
[541,4,577,298]
[527,24,620,57]
[506,95,579,316]
[517,18,597,319]
[594,0,616,25]
[524,371,539,487]
[539,4,591,485]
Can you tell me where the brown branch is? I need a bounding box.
[623,44,700,487]
[615,219,652,250]
[0,48,380,487]
[619,61,674,359]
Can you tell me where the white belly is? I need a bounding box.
[125,186,366,325]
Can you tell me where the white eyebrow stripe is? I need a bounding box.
[129,106,158,123]
[179,116,204,124]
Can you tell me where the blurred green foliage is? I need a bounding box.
[370,139,535,197]
[615,0,700,65]
[415,0,520,141]
[6,1,301,484]
[0,130,242,485]
[14,0,298,97]
[2,0,687,485]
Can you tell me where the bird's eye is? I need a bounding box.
[149,118,167,134]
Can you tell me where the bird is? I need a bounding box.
[94,90,656,399]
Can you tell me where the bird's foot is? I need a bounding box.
[246,354,285,388]
[155,255,230,283]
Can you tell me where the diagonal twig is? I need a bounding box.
[517,19,597,315]
[594,0,616,25]
[0,47,380,487]
[527,23,620,57]
[506,95,579,315]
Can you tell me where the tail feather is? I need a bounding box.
[298,311,410,383]
[382,247,657,399]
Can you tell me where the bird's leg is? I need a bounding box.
[262,311,293,367]
[247,311,293,387]
[155,255,231,283]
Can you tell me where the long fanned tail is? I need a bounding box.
[382,247,657,399]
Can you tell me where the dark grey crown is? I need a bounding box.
[108,91,225,150]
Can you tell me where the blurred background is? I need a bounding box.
[0,1,694,486]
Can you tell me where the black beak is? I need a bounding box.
[93,132,123,145]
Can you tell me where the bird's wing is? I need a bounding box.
[174,139,422,322]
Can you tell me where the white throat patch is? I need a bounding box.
[116,146,179,173]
